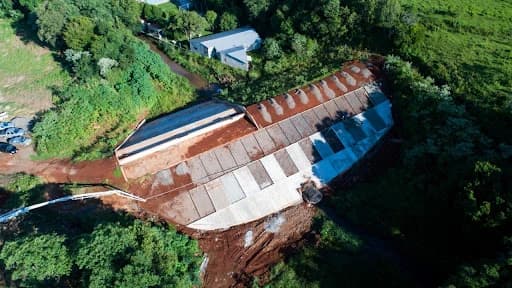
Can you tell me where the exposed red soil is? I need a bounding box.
[186,204,317,288]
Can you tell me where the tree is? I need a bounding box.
[0,234,72,283]
[377,0,401,28]
[76,221,202,288]
[243,0,270,20]
[63,16,95,50]
[219,12,238,31]
[97,58,118,77]
[35,0,78,47]
[263,38,282,59]
[461,161,510,228]
[204,10,217,30]
[169,10,209,40]
[4,173,44,209]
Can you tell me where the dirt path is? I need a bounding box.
[0,147,121,185]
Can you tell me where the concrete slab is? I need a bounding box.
[213,146,237,171]
[187,157,208,183]
[345,92,365,113]
[189,186,215,217]
[309,133,334,159]
[199,151,223,177]
[364,109,387,132]
[253,129,276,155]
[278,119,302,143]
[159,192,200,224]
[266,124,290,148]
[334,96,355,115]
[205,178,230,210]
[260,154,287,183]
[298,138,322,163]
[301,109,323,131]
[312,105,332,127]
[286,143,312,171]
[240,134,263,159]
[321,128,345,153]
[354,89,372,108]
[290,114,315,137]
[228,140,251,166]
[233,166,261,196]
[274,149,299,176]
[248,160,273,189]
[219,173,246,204]
[323,100,341,120]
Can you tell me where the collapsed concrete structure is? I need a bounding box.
[116,61,393,230]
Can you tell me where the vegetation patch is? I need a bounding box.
[0,18,69,116]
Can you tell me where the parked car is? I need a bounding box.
[0,122,14,130]
[8,136,32,146]
[0,127,24,138]
[0,142,17,154]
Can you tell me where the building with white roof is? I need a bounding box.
[189,27,262,70]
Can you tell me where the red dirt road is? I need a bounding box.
[0,147,122,185]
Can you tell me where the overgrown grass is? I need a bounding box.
[0,18,69,116]
[159,43,246,85]
[398,0,512,104]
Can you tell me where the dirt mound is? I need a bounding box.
[187,204,316,288]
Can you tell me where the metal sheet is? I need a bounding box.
[248,160,273,189]
[213,146,237,171]
[253,129,276,155]
[205,178,230,210]
[219,173,246,204]
[266,124,290,148]
[240,134,263,159]
[189,186,215,217]
[227,140,251,166]
[199,151,223,176]
[187,157,208,183]
[274,149,299,176]
[290,115,314,137]
[278,119,302,143]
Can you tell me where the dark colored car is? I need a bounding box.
[0,142,17,154]
[8,136,32,146]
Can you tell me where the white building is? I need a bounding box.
[189,27,261,71]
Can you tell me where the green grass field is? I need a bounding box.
[0,18,69,116]
[399,0,512,96]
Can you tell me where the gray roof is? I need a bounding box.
[142,0,170,5]
[222,46,249,64]
[190,27,261,52]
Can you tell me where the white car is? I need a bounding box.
[0,127,25,138]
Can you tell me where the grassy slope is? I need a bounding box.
[400,0,512,95]
[0,18,69,116]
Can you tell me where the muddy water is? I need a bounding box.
[140,36,209,90]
